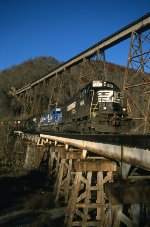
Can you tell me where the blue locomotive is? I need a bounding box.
[40,107,62,130]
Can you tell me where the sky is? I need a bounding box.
[0,0,149,71]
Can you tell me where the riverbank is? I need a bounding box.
[0,169,66,226]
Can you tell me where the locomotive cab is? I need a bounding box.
[90,80,127,127]
[91,81,124,113]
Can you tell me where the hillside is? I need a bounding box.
[0,56,130,120]
[0,57,61,119]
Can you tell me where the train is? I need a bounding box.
[40,107,62,131]
[40,80,130,134]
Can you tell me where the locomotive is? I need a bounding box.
[40,107,62,131]
[60,80,129,133]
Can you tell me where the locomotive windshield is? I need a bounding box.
[92,80,119,90]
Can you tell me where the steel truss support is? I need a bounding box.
[48,74,61,107]
[123,30,150,134]
[19,88,33,117]
[18,80,49,118]
[90,50,107,81]
[56,69,76,105]
[79,50,107,83]
[31,85,42,116]
[31,81,48,116]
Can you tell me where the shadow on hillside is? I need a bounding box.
[0,169,67,226]
[0,169,53,212]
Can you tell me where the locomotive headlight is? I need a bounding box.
[103,106,107,110]
[122,107,126,112]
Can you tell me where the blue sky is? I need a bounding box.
[0,0,149,71]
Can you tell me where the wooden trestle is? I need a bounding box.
[46,143,150,227]
[48,143,117,226]
[65,160,116,227]
[53,147,81,202]
[18,133,150,227]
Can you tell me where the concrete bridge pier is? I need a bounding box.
[24,142,47,169]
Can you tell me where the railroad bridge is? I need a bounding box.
[13,13,150,226]
[15,131,150,226]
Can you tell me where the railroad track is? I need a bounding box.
[15,130,150,170]
[40,131,150,150]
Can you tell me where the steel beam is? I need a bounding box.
[16,13,150,94]
[106,183,150,204]
[40,134,150,171]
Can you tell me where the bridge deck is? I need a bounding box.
[39,133,150,171]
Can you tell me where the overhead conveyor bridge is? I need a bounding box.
[15,12,150,95]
